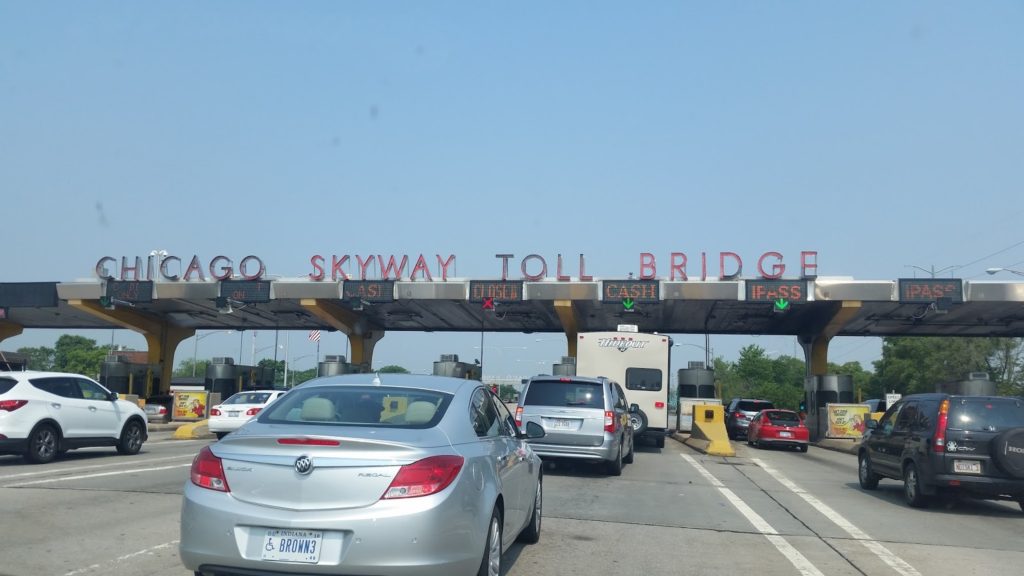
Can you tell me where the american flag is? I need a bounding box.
[308,330,321,342]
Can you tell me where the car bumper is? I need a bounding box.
[932,473,1024,499]
[756,437,808,448]
[528,437,619,461]
[207,418,251,434]
[0,437,29,455]
[179,482,488,576]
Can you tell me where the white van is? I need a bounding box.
[574,329,671,447]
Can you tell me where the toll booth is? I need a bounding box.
[551,356,576,376]
[204,357,275,398]
[936,372,998,396]
[803,374,855,442]
[99,355,159,398]
[317,355,364,377]
[432,354,481,380]
[0,351,28,371]
[677,362,719,432]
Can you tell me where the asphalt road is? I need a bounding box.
[1,432,1022,576]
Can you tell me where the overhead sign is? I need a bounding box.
[602,280,659,303]
[106,280,154,303]
[220,280,271,303]
[342,281,394,303]
[468,281,523,303]
[0,282,59,307]
[898,278,963,303]
[746,280,807,302]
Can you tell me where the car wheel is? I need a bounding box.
[623,435,635,464]
[26,424,59,464]
[606,442,623,476]
[797,444,808,453]
[117,420,145,455]
[858,453,880,490]
[477,508,502,576]
[903,462,929,508]
[655,434,665,449]
[629,410,648,435]
[517,477,542,544]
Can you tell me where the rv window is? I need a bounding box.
[625,368,662,391]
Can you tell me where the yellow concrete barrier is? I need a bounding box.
[173,420,210,440]
[684,404,735,457]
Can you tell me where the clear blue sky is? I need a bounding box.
[2,2,1022,377]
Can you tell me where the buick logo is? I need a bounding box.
[294,455,314,475]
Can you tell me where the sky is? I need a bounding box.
[2,2,1023,379]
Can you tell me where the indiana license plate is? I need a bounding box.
[547,418,576,430]
[778,431,793,438]
[261,529,323,563]
[953,460,981,474]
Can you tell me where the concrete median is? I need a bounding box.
[684,404,735,457]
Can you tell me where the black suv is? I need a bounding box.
[858,393,1024,510]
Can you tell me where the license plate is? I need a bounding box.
[547,418,576,430]
[953,460,981,474]
[778,431,793,438]
[261,529,323,563]
[228,411,240,417]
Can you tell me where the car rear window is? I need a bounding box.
[948,398,1024,432]
[0,377,16,394]
[224,391,274,405]
[259,386,452,429]
[524,380,604,409]
[738,401,774,412]
[765,410,800,425]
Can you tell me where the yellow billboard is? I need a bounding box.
[825,403,871,439]
[173,390,210,421]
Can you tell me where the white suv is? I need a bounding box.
[0,371,149,464]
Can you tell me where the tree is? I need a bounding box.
[871,337,1016,396]
[53,335,109,377]
[16,345,55,370]
[174,358,211,378]
[377,365,409,374]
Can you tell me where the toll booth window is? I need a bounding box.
[625,368,662,391]
[817,391,838,407]
[680,384,698,397]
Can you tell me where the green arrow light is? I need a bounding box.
[622,298,635,311]
[774,298,790,312]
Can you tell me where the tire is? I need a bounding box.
[517,478,542,544]
[606,442,623,476]
[797,444,808,453]
[629,410,649,436]
[858,453,880,490]
[623,434,635,464]
[655,434,665,449]
[903,462,929,508]
[117,420,145,455]
[25,424,59,464]
[477,508,502,576]
[991,428,1024,479]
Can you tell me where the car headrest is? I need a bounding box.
[405,401,437,425]
[300,397,336,421]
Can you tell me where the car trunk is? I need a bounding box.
[528,406,606,446]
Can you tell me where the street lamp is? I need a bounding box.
[986,267,1024,277]
[192,330,233,377]
[904,264,959,278]
[286,354,316,388]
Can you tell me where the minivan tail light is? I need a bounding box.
[933,399,950,452]
[0,400,28,412]
[604,410,616,433]
[515,406,523,427]
[190,446,230,492]
[382,455,464,499]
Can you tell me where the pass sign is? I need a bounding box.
[898,279,963,303]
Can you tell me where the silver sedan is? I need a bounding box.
[180,373,546,576]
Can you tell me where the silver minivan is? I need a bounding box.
[515,375,636,475]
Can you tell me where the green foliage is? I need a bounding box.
[16,346,55,370]
[174,358,211,378]
[498,384,518,401]
[50,335,109,377]
[377,365,410,374]
[871,337,1019,396]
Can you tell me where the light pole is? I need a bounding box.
[192,330,234,377]
[287,354,316,387]
[986,267,1024,277]
[904,264,959,278]
[674,342,713,368]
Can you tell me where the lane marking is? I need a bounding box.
[4,463,191,487]
[63,540,179,576]
[0,454,195,481]
[681,454,825,576]
[752,457,922,576]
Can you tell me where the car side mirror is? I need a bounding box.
[865,418,877,430]
[524,421,546,439]
[109,392,119,401]
[629,403,640,414]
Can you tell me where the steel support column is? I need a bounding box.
[299,299,384,368]
[553,300,579,358]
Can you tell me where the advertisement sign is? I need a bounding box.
[173,389,209,421]
[825,403,872,439]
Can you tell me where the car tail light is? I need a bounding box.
[655,401,665,409]
[245,407,262,416]
[277,437,341,446]
[0,400,28,412]
[736,413,749,421]
[210,408,222,416]
[382,455,464,499]
[515,406,523,427]
[933,399,950,452]
[604,410,616,433]
[191,446,230,492]
[155,406,167,415]
[762,416,772,426]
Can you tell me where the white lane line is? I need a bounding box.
[0,454,196,481]
[752,457,922,576]
[63,540,179,576]
[4,463,191,487]
[681,454,825,576]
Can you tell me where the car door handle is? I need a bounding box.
[51,403,61,409]
[89,406,98,412]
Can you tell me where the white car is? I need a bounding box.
[0,370,149,464]
[208,389,287,439]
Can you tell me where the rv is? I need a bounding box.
[574,327,671,447]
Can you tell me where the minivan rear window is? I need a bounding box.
[524,380,604,409]
[948,398,1024,432]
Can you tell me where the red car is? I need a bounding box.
[747,409,809,452]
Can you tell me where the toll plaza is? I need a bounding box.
[2,251,1024,438]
